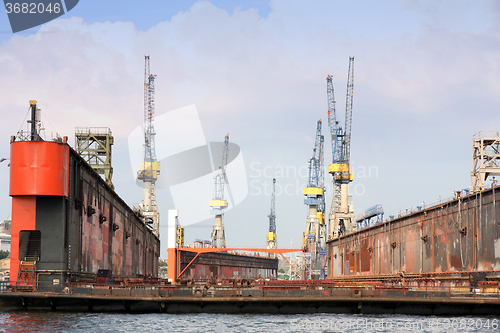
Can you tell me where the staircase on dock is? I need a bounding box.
[17,231,41,291]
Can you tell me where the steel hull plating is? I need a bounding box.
[327,186,500,277]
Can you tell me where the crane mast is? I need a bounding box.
[328,57,355,239]
[210,134,230,248]
[267,178,277,251]
[137,55,160,237]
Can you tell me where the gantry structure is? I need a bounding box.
[471,132,500,193]
[75,127,114,189]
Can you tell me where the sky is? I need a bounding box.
[1,0,500,258]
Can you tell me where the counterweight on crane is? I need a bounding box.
[137,55,160,237]
[328,57,355,239]
[267,178,277,251]
[210,134,230,248]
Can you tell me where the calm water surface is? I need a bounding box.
[1,312,499,332]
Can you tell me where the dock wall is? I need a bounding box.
[2,280,500,315]
[178,251,278,281]
[9,139,159,287]
[327,186,500,277]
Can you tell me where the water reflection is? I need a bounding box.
[0,312,499,333]
[0,311,89,332]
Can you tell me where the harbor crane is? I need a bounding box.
[303,119,327,256]
[328,57,355,239]
[267,178,277,251]
[210,134,230,248]
[137,55,160,237]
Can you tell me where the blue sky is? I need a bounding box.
[0,0,273,41]
[1,0,500,257]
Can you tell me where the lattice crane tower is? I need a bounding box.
[137,55,160,237]
[328,57,355,239]
[267,178,277,250]
[210,134,229,248]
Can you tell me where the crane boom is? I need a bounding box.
[213,134,229,201]
[220,133,229,195]
[343,57,354,165]
[307,120,322,188]
[144,57,157,164]
[269,178,276,231]
[327,75,342,165]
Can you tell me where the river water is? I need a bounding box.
[1,312,499,332]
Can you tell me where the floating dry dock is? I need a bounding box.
[3,101,500,314]
[1,280,500,315]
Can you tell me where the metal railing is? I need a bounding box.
[473,131,500,140]
[384,183,500,223]
[75,127,112,136]
[356,204,384,222]
[1,280,499,301]
[383,195,455,223]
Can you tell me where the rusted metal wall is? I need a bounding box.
[327,186,500,277]
[68,148,159,279]
[179,251,277,280]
